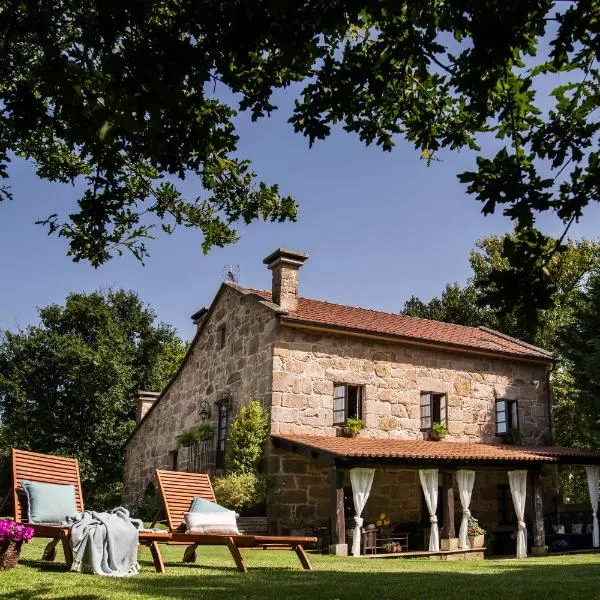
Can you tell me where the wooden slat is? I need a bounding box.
[155,469,217,532]
[11,448,84,523]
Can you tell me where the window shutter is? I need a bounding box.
[333,384,346,425]
[509,401,519,430]
[439,394,447,425]
[420,393,432,429]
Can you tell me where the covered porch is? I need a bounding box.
[272,435,600,559]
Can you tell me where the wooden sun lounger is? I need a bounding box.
[155,469,317,572]
[7,448,170,573]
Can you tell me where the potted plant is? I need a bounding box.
[428,422,448,441]
[0,519,34,569]
[503,427,522,446]
[282,506,312,537]
[176,423,214,448]
[340,417,364,438]
[467,516,485,549]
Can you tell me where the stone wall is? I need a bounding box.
[267,449,331,527]
[123,284,278,501]
[270,327,551,444]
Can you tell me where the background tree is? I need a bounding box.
[556,270,600,451]
[1,1,598,321]
[405,235,600,346]
[0,290,187,505]
[403,283,496,329]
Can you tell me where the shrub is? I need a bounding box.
[213,472,270,511]
[89,481,124,511]
[176,423,214,448]
[224,400,269,474]
[126,481,162,521]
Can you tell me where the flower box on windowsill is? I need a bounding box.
[338,426,358,438]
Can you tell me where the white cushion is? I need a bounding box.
[184,510,240,535]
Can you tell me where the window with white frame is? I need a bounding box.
[495,399,518,435]
[420,392,447,430]
[333,384,363,425]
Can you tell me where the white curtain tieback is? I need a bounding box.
[463,508,471,517]
[592,512,597,518]
[354,517,364,528]
[518,520,526,531]
[430,516,438,524]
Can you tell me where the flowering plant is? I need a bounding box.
[0,519,35,543]
[467,516,485,537]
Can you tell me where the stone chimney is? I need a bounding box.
[190,307,208,330]
[263,248,309,312]
[136,390,160,422]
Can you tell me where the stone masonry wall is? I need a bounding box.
[123,285,278,501]
[268,449,331,527]
[270,327,550,444]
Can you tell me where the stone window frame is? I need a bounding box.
[419,392,447,431]
[215,395,231,469]
[495,398,519,436]
[168,449,178,471]
[217,324,226,350]
[333,383,364,426]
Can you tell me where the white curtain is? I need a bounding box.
[585,466,599,548]
[508,470,528,558]
[419,469,440,551]
[457,470,476,549]
[350,468,375,557]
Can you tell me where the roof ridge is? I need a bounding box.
[246,287,487,333]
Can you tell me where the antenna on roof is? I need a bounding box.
[222,264,240,284]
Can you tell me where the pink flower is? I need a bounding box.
[0,519,34,543]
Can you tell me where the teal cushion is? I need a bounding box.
[188,497,230,513]
[21,480,78,524]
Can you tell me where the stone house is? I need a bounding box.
[124,249,600,556]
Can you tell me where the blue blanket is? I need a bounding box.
[65,507,142,576]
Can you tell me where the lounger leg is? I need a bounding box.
[182,544,198,563]
[293,545,312,570]
[61,533,74,570]
[149,541,166,574]
[42,538,60,561]
[225,537,247,573]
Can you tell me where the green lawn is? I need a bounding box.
[0,539,599,599]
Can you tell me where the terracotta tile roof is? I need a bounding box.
[249,289,552,361]
[272,435,600,465]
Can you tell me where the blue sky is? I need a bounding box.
[1,88,599,341]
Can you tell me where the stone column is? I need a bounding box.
[531,469,547,555]
[329,466,347,556]
[440,470,458,550]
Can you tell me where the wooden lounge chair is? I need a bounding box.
[6,448,170,573]
[155,469,316,572]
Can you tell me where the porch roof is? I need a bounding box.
[271,434,600,467]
